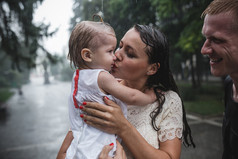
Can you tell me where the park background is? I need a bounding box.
[0,0,224,158]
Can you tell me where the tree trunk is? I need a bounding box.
[190,57,197,88]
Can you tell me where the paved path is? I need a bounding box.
[0,77,70,159]
[181,114,223,159]
[0,77,223,159]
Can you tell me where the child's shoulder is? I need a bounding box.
[79,69,107,73]
[78,69,108,77]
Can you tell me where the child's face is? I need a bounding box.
[91,34,117,71]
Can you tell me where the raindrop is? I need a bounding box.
[101,0,104,13]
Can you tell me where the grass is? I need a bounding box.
[0,88,14,103]
[178,81,224,116]
[184,100,224,116]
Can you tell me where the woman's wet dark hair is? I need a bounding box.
[134,24,195,148]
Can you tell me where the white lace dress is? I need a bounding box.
[123,90,183,158]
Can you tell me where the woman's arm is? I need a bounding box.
[56,131,74,159]
[81,97,181,159]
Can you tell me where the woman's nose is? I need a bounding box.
[201,39,212,55]
[112,53,116,61]
[115,49,122,61]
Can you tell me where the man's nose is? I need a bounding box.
[201,39,212,55]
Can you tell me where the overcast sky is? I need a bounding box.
[33,0,74,56]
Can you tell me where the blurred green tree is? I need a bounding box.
[70,0,156,43]
[151,0,213,88]
[0,0,57,71]
[0,0,60,87]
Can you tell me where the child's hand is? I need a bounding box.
[114,140,127,159]
[144,88,157,102]
[98,141,127,159]
[98,143,114,159]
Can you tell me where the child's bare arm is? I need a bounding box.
[98,72,156,106]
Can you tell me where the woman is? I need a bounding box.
[57,24,195,159]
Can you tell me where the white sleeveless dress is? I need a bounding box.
[66,69,127,159]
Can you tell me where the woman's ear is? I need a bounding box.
[81,48,93,62]
[147,63,160,75]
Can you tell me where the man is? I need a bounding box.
[201,0,238,158]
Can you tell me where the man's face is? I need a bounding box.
[201,12,238,78]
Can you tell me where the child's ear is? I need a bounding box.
[81,48,93,62]
[147,63,160,75]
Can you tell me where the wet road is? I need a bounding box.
[0,77,71,159]
[181,114,223,159]
[0,77,223,159]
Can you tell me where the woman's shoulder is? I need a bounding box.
[164,90,181,101]
[162,90,182,110]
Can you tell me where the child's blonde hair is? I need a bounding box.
[68,20,115,69]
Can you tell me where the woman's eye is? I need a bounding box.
[126,52,135,58]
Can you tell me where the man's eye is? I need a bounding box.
[211,38,223,44]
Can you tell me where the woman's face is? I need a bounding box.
[111,28,151,82]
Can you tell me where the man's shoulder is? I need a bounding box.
[224,76,233,89]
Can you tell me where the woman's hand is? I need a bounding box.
[99,140,127,159]
[56,131,74,159]
[80,97,129,136]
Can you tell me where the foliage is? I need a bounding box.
[0,88,14,103]
[150,0,213,87]
[0,50,30,88]
[70,0,157,43]
[0,0,57,72]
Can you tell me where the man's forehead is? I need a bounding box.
[203,13,234,35]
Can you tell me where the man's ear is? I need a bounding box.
[147,63,160,75]
[81,48,93,62]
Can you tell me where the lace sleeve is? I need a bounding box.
[157,91,183,142]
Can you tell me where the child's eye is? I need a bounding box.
[108,50,114,54]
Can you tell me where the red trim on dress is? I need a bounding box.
[73,69,79,108]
